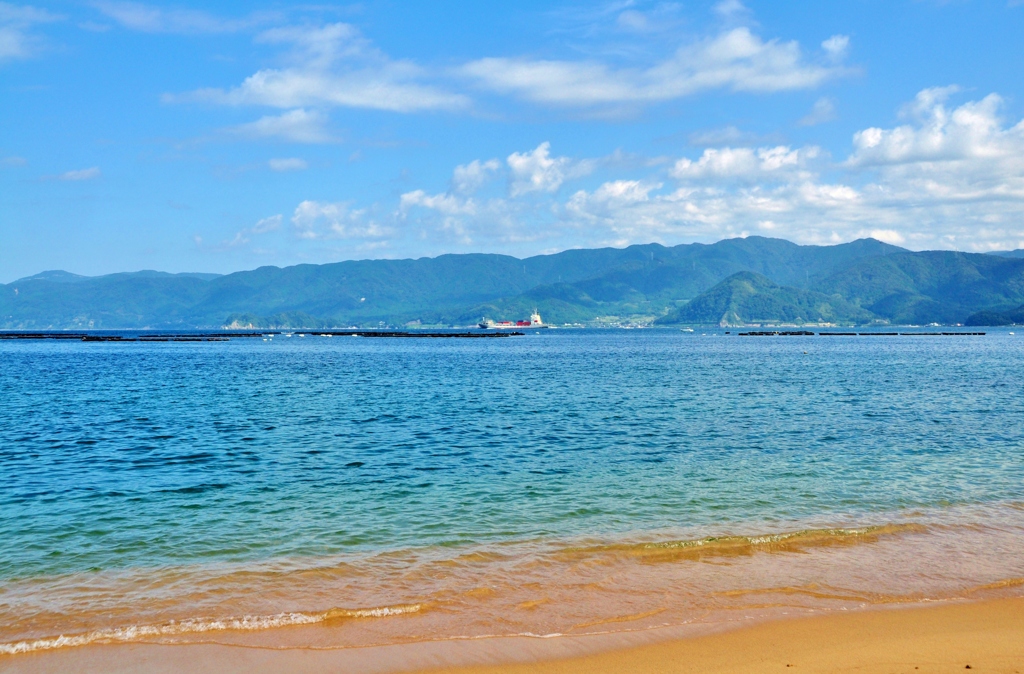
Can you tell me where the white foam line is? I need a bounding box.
[0,604,423,655]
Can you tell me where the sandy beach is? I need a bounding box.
[4,597,1022,674]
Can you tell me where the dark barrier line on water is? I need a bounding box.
[741,331,986,337]
[0,332,268,340]
[0,331,523,341]
[307,331,522,338]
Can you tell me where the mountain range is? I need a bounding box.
[3,237,1024,328]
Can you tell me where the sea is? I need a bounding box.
[1,328,1023,656]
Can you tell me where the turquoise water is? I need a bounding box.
[2,329,1024,651]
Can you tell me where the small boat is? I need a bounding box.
[680,328,694,332]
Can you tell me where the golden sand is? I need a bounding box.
[429,598,1024,674]
[3,598,1022,674]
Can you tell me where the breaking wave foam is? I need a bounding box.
[0,603,424,655]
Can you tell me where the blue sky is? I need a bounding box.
[2,0,1023,281]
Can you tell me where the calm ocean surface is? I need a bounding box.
[2,329,1024,653]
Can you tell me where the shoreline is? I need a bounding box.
[4,597,1022,674]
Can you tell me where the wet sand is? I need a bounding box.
[4,597,1022,674]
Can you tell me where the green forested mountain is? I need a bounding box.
[815,251,1024,325]
[3,237,1024,328]
[966,304,1024,326]
[654,272,874,326]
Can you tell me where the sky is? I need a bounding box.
[2,1,1024,281]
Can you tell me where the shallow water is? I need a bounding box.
[1,329,1023,653]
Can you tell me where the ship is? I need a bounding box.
[479,310,546,329]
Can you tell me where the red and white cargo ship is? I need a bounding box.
[478,310,545,329]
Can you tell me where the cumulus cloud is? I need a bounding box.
[461,27,850,107]
[507,142,596,196]
[92,1,274,34]
[837,88,1024,251]
[398,144,602,245]
[231,109,333,143]
[847,87,1014,167]
[399,190,477,217]
[0,1,62,62]
[389,89,1024,254]
[389,143,604,247]
[59,167,101,181]
[173,23,467,113]
[268,157,308,171]
[291,200,389,240]
[566,180,660,218]
[557,89,1024,252]
[671,145,819,181]
[451,158,500,194]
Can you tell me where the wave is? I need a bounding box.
[558,523,929,562]
[0,603,424,656]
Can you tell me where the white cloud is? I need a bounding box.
[221,214,282,249]
[59,167,101,181]
[268,157,308,171]
[847,88,1014,166]
[231,109,333,144]
[566,180,659,217]
[1,155,27,166]
[291,200,389,240]
[91,1,274,34]
[0,1,62,62]
[452,158,500,194]
[399,190,477,217]
[867,229,905,245]
[798,97,836,126]
[461,26,849,107]
[393,89,1024,254]
[671,145,819,180]
[507,142,596,196]
[554,89,1024,252]
[713,0,750,19]
[253,214,282,233]
[821,35,850,61]
[174,23,467,113]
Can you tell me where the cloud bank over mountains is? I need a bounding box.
[240,88,1021,255]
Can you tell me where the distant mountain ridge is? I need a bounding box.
[3,237,1024,328]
